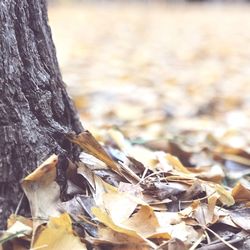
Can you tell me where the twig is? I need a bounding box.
[196,236,244,250]
[204,226,238,250]
[119,161,141,182]
[141,167,148,181]
[178,190,217,212]
[189,233,205,250]
[15,193,24,215]
[180,191,216,204]
[136,170,166,186]
[78,215,98,227]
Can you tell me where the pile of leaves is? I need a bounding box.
[1,129,250,249]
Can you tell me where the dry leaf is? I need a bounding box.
[166,154,190,174]
[96,226,149,247]
[32,213,87,250]
[77,162,96,190]
[108,129,158,171]
[68,131,120,173]
[7,215,33,230]
[214,184,235,206]
[232,182,250,202]
[21,155,61,227]
[122,205,163,239]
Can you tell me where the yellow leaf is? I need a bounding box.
[97,226,148,246]
[67,131,120,173]
[232,182,250,202]
[215,184,235,206]
[166,154,190,174]
[32,214,86,250]
[122,205,162,238]
[102,192,139,224]
[22,154,58,183]
[92,205,171,242]
[92,206,140,239]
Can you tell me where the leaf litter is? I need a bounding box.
[2,2,250,250]
[2,129,250,249]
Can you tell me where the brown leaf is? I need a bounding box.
[232,182,250,202]
[68,131,120,173]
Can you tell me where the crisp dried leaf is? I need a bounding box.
[98,226,148,246]
[21,155,61,227]
[214,184,235,206]
[92,206,143,239]
[92,205,170,247]
[68,131,120,173]
[122,205,163,238]
[77,162,96,190]
[166,154,190,174]
[32,213,87,250]
[188,164,225,183]
[232,182,250,202]
[102,191,139,224]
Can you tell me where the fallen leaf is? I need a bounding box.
[214,184,235,206]
[21,155,61,227]
[122,205,162,238]
[32,213,87,250]
[232,182,250,202]
[77,162,96,190]
[92,205,170,248]
[68,131,120,173]
[166,154,190,174]
[97,226,148,247]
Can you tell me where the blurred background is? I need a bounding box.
[48,0,250,183]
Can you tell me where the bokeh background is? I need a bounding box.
[48,1,250,182]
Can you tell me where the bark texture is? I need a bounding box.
[0,0,83,227]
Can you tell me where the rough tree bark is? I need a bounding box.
[0,0,83,227]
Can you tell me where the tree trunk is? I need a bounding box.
[0,0,83,227]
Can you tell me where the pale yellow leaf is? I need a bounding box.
[32,214,86,250]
